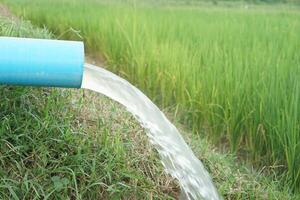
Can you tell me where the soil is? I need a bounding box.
[0,4,17,20]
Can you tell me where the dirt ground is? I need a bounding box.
[0,4,17,20]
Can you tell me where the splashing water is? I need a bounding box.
[81,63,221,200]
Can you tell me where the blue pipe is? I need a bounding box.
[0,37,84,88]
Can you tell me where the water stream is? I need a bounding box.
[81,63,221,200]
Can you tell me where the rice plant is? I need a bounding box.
[4,0,300,192]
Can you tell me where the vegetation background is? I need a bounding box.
[1,0,300,199]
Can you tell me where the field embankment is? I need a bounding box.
[0,14,179,199]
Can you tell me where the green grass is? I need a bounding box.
[0,88,177,200]
[0,16,179,199]
[1,13,300,199]
[4,0,299,192]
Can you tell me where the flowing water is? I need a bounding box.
[81,63,221,200]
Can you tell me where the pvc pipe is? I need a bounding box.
[0,37,84,88]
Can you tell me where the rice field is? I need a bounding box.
[3,0,300,193]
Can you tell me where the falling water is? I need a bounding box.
[81,63,221,200]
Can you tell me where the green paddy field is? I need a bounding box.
[1,0,300,199]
